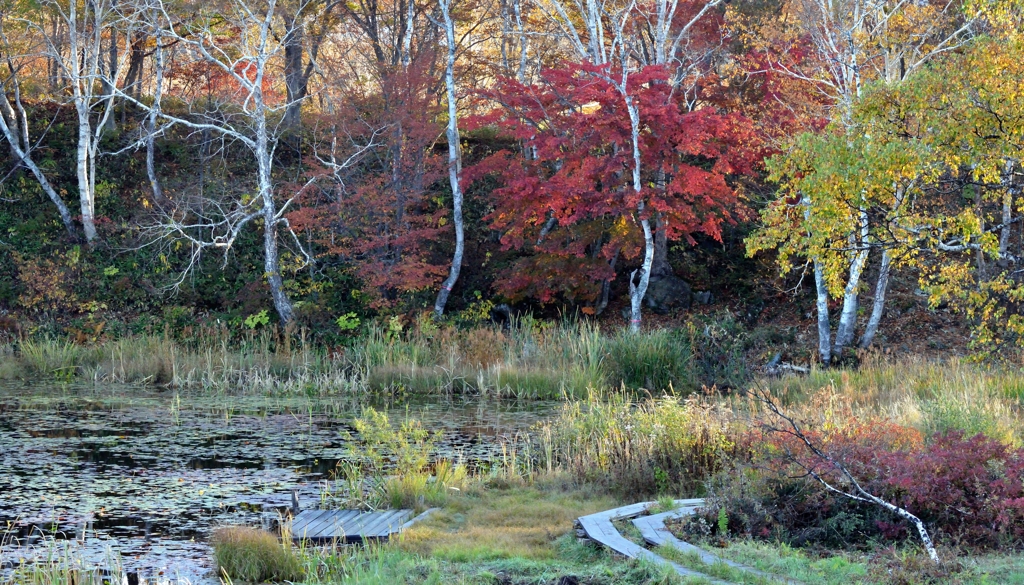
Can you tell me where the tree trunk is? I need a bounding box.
[860,248,891,349]
[999,160,1016,267]
[402,0,415,68]
[652,211,671,277]
[147,23,165,205]
[624,93,650,333]
[512,0,527,81]
[833,247,867,352]
[833,208,870,353]
[256,90,293,323]
[0,93,76,237]
[594,248,618,316]
[813,259,832,365]
[433,0,464,318]
[77,113,97,243]
[122,33,147,99]
[629,217,655,333]
[282,16,306,132]
[100,28,117,134]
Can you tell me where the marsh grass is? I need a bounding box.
[397,477,619,561]
[294,534,687,584]
[18,337,85,381]
[606,328,693,391]
[767,356,1024,446]
[0,342,19,379]
[357,320,693,398]
[0,540,123,585]
[538,392,736,496]
[4,330,360,394]
[212,526,303,582]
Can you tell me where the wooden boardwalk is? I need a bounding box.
[578,499,800,584]
[285,508,435,543]
[576,499,732,585]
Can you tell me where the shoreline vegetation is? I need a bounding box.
[2,323,1024,584]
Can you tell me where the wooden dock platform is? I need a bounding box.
[285,508,434,543]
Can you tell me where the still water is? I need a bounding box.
[0,383,558,583]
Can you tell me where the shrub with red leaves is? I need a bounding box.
[701,425,1024,550]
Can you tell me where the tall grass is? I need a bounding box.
[537,392,737,496]
[355,319,695,398]
[768,355,1024,446]
[3,330,360,394]
[0,540,123,585]
[0,341,19,379]
[212,526,303,582]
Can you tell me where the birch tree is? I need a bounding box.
[34,0,134,245]
[431,0,465,317]
[749,0,979,363]
[125,0,312,322]
[0,15,77,237]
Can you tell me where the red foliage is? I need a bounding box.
[467,63,759,304]
[288,63,447,307]
[760,424,1024,548]
[165,31,284,106]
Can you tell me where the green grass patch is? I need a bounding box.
[213,526,303,582]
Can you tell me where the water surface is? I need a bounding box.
[0,382,557,583]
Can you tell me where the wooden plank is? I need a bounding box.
[341,511,390,539]
[358,509,406,538]
[398,508,438,533]
[383,509,415,536]
[288,508,421,542]
[361,509,406,538]
[287,510,316,534]
[310,511,355,539]
[577,500,733,585]
[301,511,343,539]
[631,509,802,585]
[290,510,327,536]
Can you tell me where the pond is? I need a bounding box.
[0,382,559,583]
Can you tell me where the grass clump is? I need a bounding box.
[694,540,870,585]
[539,393,735,496]
[328,407,468,511]
[398,479,619,561]
[605,328,693,392]
[19,337,87,381]
[212,526,302,582]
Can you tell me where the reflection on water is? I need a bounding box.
[0,382,558,583]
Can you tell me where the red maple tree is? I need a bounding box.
[467,63,760,307]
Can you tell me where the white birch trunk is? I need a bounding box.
[999,160,1016,265]
[833,249,867,351]
[624,94,652,333]
[813,259,832,365]
[254,3,294,324]
[67,0,98,243]
[402,0,415,68]
[859,248,891,349]
[76,110,96,243]
[146,18,165,204]
[833,208,870,352]
[0,92,76,237]
[433,0,465,318]
[512,0,527,81]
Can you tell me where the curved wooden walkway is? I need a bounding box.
[577,499,802,584]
